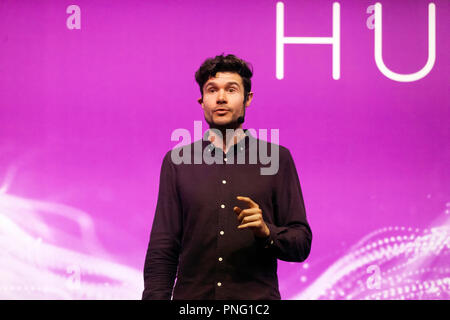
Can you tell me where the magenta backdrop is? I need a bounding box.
[0,0,449,299]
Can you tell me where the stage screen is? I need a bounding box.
[0,0,448,299]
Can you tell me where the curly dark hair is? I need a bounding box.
[195,54,253,103]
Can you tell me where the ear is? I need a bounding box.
[198,97,204,109]
[245,92,254,107]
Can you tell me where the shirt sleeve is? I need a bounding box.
[259,148,312,262]
[142,151,183,300]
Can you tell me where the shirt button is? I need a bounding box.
[220,204,225,209]
[265,240,274,249]
[218,257,223,262]
[220,230,224,236]
[222,180,226,184]
[217,282,222,287]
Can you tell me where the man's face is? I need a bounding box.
[199,72,253,128]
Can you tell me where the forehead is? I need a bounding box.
[204,72,244,87]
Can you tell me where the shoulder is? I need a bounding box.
[274,143,295,170]
[251,136,295,176]
[278,144,293,159]
[163,139,204,165]
[253,137,293,160]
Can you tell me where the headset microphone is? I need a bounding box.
[237,112,245,124]
[237,94,248,124]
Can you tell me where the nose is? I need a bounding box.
[216,89,227,104]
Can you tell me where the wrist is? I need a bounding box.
[255,224,270,238]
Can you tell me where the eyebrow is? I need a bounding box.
[204,81,241,88]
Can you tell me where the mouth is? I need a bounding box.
[214,108,230,115]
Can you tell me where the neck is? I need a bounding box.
[208,123,245,153]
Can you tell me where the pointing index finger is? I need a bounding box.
[236,196,259,208]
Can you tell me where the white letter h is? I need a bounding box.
[276,2,341,80]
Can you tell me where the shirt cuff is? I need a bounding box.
[255,223,276,249]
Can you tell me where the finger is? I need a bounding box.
[233,206,242,215]
[237,209,262,224]
[236,196,259,208]
[237,208,262,223]
[237,221,262,229]
[240,214,262,225]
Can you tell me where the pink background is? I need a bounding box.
[0,0,448,299]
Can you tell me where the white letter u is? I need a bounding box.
[374,3,436,82]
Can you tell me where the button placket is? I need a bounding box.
[216,172,229,296]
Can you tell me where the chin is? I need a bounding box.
[212,117,232,126]
[208,118,229,126]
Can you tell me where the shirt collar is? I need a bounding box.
[202,128,255,156]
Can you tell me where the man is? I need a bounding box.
[142,54,312,300]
